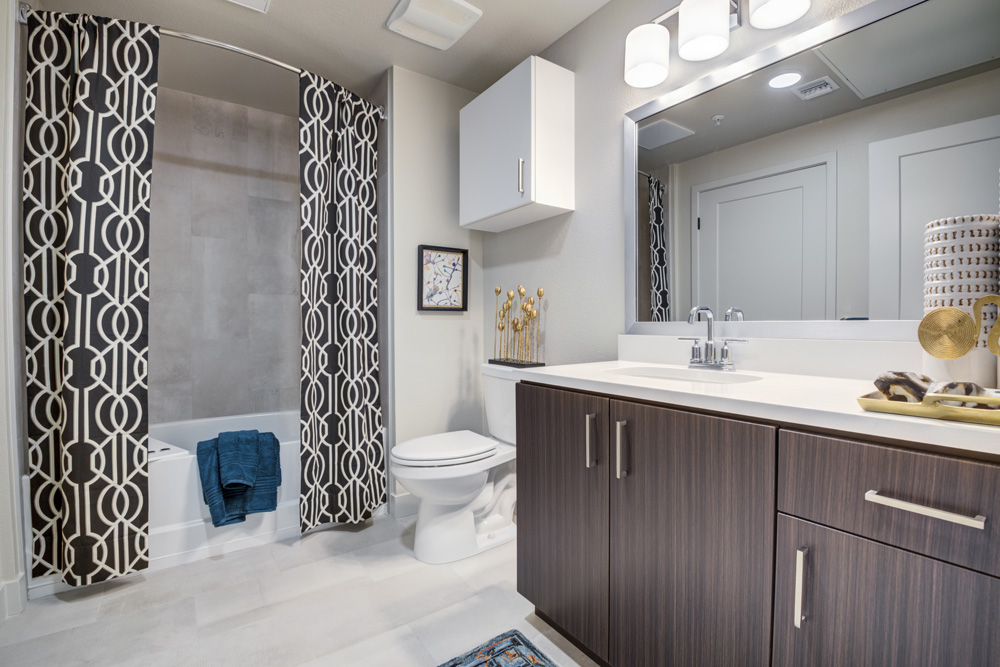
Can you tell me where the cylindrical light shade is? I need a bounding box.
[624,24,670,88]
[749,0,811,29]
[678,0,730,62]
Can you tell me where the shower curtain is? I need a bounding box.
[298,72,385,531]
[22,12,158,585]
[648,176,671,321]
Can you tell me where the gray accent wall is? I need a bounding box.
[149,88,300,424]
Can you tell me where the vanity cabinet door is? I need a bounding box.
[516,383,611,662]
[609,401,776,667]
[773,515,1000,667]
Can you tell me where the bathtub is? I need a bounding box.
[148,410,300,570]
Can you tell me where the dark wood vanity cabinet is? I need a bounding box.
[608,400,776,667]
[516,383,611,661]
[774,431,1000,667]
[516,383,776,667]
[518,382,1000,667]
[773,515,1000,667]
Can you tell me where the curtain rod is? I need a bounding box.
[16,2,387,121]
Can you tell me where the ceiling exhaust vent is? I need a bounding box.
[225,0,270,13]
[793,76,841,101]
[638,119,695,150]
[387,0,483,50]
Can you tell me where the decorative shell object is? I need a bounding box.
[873,371,933,403]
[927,381,1000,410]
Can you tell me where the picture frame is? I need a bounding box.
[418,245,469,312]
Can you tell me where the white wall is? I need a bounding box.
[482,0,879,365]
[390,67,483,448]
[0,0,27,621]
[671,67,1000,321]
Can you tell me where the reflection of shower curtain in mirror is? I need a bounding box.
[648,176,670,321]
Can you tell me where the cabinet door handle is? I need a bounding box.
[585,413,597,468]
[865,490,986,529]
[615,420,627,479]
[517,158,524,193]
[794,547,808,629]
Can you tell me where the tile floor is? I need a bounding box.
[0,516,600,667]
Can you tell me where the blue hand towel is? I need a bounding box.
[245,432,281,515]
[217,430,260,490]
[197,438,248,527]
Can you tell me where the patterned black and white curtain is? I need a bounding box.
[22,12,158,585]
[298,72,385,531]
[648,176,671,322]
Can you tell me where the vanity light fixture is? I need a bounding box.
[768,71,802,88]
[678,0,731,62]
[624,0,741,88]
[625,24,671,88]
[749,0,811,29]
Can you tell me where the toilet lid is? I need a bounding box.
[391,430,499,466]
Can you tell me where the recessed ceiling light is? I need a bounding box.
[225,0,270,13]
[768,72,802,89]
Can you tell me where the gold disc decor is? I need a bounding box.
[972,295,1000,357]
[918,307,977,359]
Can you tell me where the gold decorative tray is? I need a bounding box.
[858,391,1000,427]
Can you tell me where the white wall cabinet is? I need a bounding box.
[460,56,574,233]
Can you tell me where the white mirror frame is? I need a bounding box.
[624,0,928,341]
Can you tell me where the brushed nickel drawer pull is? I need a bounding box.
[794,547,807,629]
[615,420,627,479]
[865,490,986,530]
[585,413,597,469]
[518,158,525,193]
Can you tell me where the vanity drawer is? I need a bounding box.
[778,430,1000,577]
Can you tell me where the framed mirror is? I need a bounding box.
[624,0,1000,339]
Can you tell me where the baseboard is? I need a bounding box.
[391,490,419,518]
[1,571,26,619]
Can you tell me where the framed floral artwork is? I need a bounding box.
[418,245,468,311]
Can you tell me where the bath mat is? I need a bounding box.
[437,629,558,667]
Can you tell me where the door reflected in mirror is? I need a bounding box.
[633,0,1000,323]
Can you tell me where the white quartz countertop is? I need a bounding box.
[514,361,1000,457]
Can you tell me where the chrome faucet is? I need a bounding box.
[682,305,746,371]
[725,307,744,322]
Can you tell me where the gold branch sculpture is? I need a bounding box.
[489,285,546,367]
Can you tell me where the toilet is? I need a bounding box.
[391,363,518,564]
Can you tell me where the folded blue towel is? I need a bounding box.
[196,431,282,527]
[218,430,259,490]
[244,432,281,515]
[197,439,247,527]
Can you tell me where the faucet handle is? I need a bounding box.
[720,338,747,365]
[679,337,702,364]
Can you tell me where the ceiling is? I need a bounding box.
[36,0,611,116]
[638,0,1000,170]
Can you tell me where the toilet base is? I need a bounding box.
[413,502,516,564]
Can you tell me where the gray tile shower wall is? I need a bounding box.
[149,88,300,423]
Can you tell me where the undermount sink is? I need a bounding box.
[603,366,763,385]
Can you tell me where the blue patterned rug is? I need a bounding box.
[437,629,558,667]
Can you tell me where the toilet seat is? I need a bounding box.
[391,430,500,467]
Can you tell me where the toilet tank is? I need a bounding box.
[481,362,517,445]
